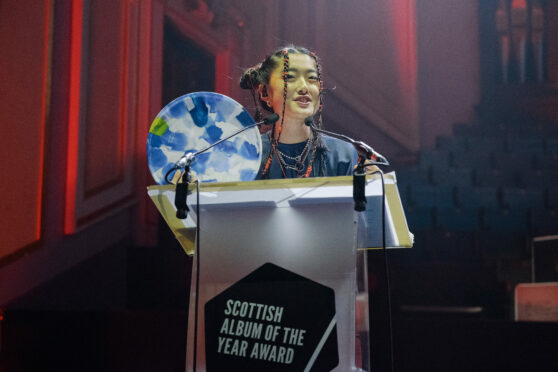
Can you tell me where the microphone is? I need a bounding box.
[169,113,279,219]
[167,113,279,183]
[304,117,389,166]
[261,113,279,125]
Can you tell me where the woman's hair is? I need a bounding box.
[239,45,323,129]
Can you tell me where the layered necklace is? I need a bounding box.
[277,137,312,172]
[262,135,318,178]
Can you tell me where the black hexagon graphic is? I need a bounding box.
[205,262,339,371]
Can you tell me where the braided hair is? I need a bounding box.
[239,45,325,134]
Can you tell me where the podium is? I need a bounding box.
[148,173,411,371]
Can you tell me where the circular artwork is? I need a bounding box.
[147,92,262,184]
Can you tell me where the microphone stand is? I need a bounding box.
[167,113,277,372]
[306,118,395,371]
[166,113,279,219]
[304,117,389,211]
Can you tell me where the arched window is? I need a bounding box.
[492,0,546,84]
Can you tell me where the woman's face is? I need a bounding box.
[261,53,320,122]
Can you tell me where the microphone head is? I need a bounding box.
[304,116,314,127]
[263,113,279,124]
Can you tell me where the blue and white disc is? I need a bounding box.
[147,92,262,184]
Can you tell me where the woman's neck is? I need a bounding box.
[275,118,311,144]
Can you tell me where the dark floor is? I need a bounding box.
[0,309,188,372]
[2,232,558,371]
[2,308,558,371]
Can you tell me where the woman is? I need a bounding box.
[240,45,358,179]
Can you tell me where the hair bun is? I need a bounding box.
[239,65,260,90]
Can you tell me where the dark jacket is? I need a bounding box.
[257,133,358,179]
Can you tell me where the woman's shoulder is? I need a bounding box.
[318,134,358,176]
[320,134,357,156]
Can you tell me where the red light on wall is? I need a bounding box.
[36,0,52,241]
[65,0,84,234]
[512,0,527,9]
[392,0,418,102]
[0,0,51,258]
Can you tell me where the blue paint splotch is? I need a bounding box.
[147,132,163,148]
[169,100,187,118]
[161,130,187,151]
[203,124,223,143]
[148,148,167,169]
[215,140,237,156]
[191,96,209,127]
[239,141,259,160]
[214,96,239,125]
[215,110,226,124]
[240,168,257,181]
[213,96,235,117]
[235,110,254,127]
[205,93,225,111]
